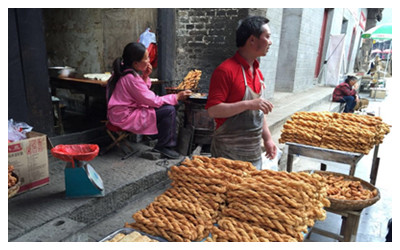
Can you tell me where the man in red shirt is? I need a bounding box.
[206,16,276,169]
[332,75,359,113]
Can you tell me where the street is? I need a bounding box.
[286,77,395,242]
[76,78,395,244]
[8,77,395,247]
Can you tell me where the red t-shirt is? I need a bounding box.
[205,51,264,129]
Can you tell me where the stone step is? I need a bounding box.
[267,86,336,136]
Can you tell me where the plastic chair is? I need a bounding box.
[101,121,137,160]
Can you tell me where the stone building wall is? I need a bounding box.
[260,8,283,99]
[275,8,303,92]
[294,8,324,92]
[43,8,158,115]
[43,8,158,74]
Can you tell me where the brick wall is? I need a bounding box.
[174,8,248,92]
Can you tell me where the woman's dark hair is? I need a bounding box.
[107,42,147,102]
[345,75,358,84]
[236,16,269,47]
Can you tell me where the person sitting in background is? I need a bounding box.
[332,75,359,113]
[367,55,382,76]
[106,42,191,159]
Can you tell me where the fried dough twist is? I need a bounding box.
[279,111,391,154]
[127,156,330,242]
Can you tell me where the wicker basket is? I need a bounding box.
[307,170,380,211]
[8,172,20,199]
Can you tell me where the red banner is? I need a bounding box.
[360,11,366,31]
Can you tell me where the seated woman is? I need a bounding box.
[332,75,359,113]
[107,42,191,159]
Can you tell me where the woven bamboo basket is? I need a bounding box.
[307,170,380,211]
[8,172,20,199]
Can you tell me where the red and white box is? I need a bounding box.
[8,131,49,194]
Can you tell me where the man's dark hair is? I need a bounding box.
[236,16,270,47]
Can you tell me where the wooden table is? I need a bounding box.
[50,76,166,113]
[50,76,107,116]
[285,142,380,185]
[54,76,108,86]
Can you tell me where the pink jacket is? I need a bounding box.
[107,73,177,135]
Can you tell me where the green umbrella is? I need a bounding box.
[362,23,392,40]
[362,23,392,77]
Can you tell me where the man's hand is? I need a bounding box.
[250,98,274,114]
[264,138,277,160]
[207,98,273,119]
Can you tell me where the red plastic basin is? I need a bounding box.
[51,144,99,166]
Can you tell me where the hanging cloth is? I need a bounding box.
[139,28,158,68]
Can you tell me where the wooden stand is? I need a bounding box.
[306,208,362,242]
[285,142,380,184]
[285,142,380,241]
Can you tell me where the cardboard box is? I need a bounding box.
[8,131,49,194]
[370,88,387,99]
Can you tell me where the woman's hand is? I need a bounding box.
[176,90,192,101]
[142,63,152,80]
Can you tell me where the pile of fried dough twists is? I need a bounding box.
[324,173,378,201]
[279,111,391,154]
[104,231,158,242]
[176,69,202,90]
[125,156,331,242]
[8,165,17,188]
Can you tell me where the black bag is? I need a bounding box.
[385,218,392,242]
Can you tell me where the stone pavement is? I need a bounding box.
[10,83,392,243]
